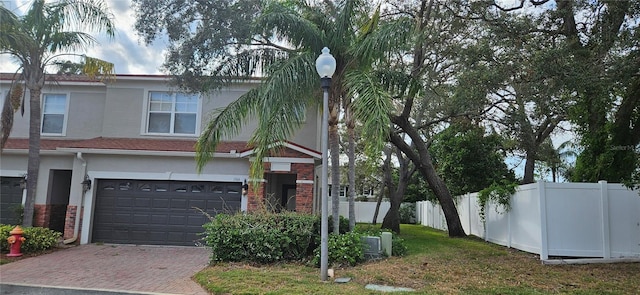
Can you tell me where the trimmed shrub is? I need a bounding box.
[0,224,61,253]
[392,235,408,257]
[202,212,317,264]
[312,231,366,267]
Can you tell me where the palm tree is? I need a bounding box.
[0,0,115,226]
[132,0,391,233]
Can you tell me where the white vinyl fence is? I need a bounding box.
[416,181,640,261]
[331,200,391,224]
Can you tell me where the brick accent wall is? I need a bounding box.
[33,204,51,228]
[63,205,77,240]
[292,163,314,213]
[245,146,318,214]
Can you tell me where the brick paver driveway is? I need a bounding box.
[0,244,210,295]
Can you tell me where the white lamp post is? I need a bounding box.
[315,47,336,281]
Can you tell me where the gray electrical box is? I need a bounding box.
[362,236,382,260]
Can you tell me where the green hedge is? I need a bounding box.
[0,224,61,253]
[203,212,318,264]
[202,212,396,267]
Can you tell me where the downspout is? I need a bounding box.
[63,152,87,244]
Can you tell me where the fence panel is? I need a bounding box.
[415,181,640,260]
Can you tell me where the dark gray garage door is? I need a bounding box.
[92,179,241,246]
[0,177,23,225]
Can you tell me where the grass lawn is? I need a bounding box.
[194,224,640,294]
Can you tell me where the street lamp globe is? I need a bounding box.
[315,47,336,79]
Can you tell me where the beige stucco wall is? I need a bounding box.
[1,76,320,151]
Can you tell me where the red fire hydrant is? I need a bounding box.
[7,225,26,257]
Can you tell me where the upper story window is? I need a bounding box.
[41,93,67,135]
[146,91,199,135]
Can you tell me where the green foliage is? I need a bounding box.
[328,215,351,235]
[391,235,408,257]
[202,212,317,264]
[404,172,431,203]
[399,203,416,224]
[312,232,365,267]
[0,225,61,253]
[430,122,516,197]
[477,180,518,222]
[0,225,13,251]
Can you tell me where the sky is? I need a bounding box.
[1,0,166,74]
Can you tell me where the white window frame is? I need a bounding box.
[143,90,201,136]
[41,92,69,136]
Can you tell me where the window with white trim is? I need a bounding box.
[41,93,67,134]
[146,91,198,135]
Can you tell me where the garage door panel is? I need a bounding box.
[135,197,151,207]
[98,196,116,207]
[171,199,187,208]
[189,199,206,209]
[132,214,149,224]
[153,198,170,208]
[116,197,134,207]
[187,215,208,226]
[168,215,186,225]
[93,179,241,246]
[113,213,132,223]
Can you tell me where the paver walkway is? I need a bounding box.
[0,244,210,295]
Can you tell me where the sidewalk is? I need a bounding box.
[0,244,210,295]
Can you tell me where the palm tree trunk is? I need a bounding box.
[23,84,42,227]
[346,115,356,231]
[329,114,341,234]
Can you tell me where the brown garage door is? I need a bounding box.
[0,177,23,225]
[92,179,241,246]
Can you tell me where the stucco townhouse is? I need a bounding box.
[0,73,323,246]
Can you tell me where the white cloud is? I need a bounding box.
[1,0,166,75]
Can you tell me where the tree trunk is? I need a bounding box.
[522,151,536,184]
[329,105,341,234]
[389,128,466,237]
[23,84,42,227]
[381,147,410,234]
[381,200,401,233]
[347,123,356,231]
[373,148,392,224]
[372,190,384,225]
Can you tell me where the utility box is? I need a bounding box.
[362,236,382,260]
[381,232,392,257]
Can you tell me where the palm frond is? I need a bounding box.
[246,52,319,181]
[1,91,15,150]
[50,0,115,38]
[47,31,97,52]
[197,52,319,179]
[345,69,392,156]
[196,87,263,172]
[255,1,325,51]
[349,16,415,64]
[82,55,115,81]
